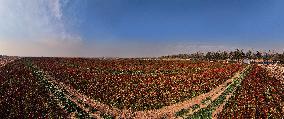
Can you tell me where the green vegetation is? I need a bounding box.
[176,109,189,117]
[191,104,200,111]
[201,97,211,104]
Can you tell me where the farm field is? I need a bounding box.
[28,57,244,111]
[0,57,283,119]
[2,0,284,118]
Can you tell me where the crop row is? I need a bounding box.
[177,65,251,118]
[27,57,245,111]
[218,65,284,118]
[26,62,95,118]
[0,60,69,118]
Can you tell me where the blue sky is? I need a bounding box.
[1,0,284,57]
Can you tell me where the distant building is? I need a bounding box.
[251,59,276,65]
[243,58,251,64]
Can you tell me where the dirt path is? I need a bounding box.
[211,84,237,119]
[211,65,250,119]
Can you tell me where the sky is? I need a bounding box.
[1,0,284,57]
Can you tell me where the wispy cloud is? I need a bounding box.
[48,0,63,20]
[0,0,83,56]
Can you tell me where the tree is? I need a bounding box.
[255,51,262,60]
[220,51,229,60]
[233,49,243,62]
[205,52,213,60]
[246,50,252,59]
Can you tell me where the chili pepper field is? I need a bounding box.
[0,57,283,118]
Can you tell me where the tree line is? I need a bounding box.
[160,49,284,63]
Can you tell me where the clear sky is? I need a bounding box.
[1,0,284,57]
